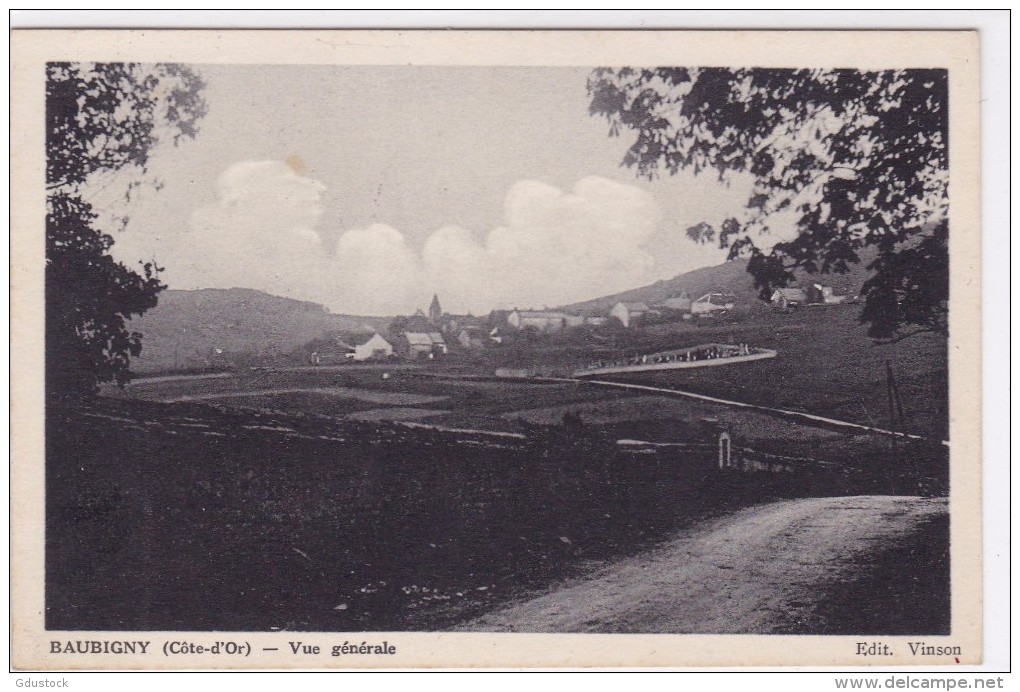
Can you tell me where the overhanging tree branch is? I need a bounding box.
[587,66,948,340]
[46,62,206,396]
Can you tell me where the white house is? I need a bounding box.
[405,332,447,359]
[806,283,847,305]
[610,301,650,327]
[691,293,736,316]
[507,310,579,333]
[353,333,394,361]
[770,287,807,309]
[458,326,486,349]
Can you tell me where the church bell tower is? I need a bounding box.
[428,294,442,323]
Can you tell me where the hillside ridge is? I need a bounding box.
[563,254,873,313]
[129,287,388,373]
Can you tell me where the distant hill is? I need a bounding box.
[564,253,874,314]
[130,288,388,373]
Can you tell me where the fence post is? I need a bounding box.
[719,431,732,470]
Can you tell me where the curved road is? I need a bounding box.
[460,495,946,634]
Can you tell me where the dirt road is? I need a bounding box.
[460,495,946,634]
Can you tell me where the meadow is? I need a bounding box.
[619,305,948,441]
[48,395,837,632]
[52,302,948,631]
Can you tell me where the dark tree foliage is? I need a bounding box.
[686,221,715,245]
[46,193,165,393]
[588,67,949,339]
[46,63,206,395]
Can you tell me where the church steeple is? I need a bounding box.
[428,294,442,323]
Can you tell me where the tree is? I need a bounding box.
[587,67,948,339]
[46,62,206,395]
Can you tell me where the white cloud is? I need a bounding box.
[322,176,665,315]
[333,224,421,315]
[123,165,673,316]
[159,160,332,297]
[192,159,326,246]
[418,176,662,313]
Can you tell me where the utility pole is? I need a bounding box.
[885,360,906,459]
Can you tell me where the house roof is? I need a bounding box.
[773,287,807,301]
[514,310,571,319]
[405,332,446,346]
[446,314,484,327]
[405,332,433,346]
[356,333,391,348]
[695,293,736,306]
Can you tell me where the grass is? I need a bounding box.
[117,339,944,467]
[51,396,802,632]
[123,302,948,444]
[56,303,947,632]
[602,305,948,441]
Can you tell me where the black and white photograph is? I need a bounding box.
[11,28,987,670]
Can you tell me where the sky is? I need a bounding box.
[97,65,765,316]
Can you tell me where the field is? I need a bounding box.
[616,305,948,441]
[114,366,860,461]
[49,395,840,632]
[115,305,948,463]
[48,383,947,633]
[51,302,949,632]
[108,320,950,497]
[122,302,947,440]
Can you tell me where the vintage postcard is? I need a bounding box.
[11,29,982,669]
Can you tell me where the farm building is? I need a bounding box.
[805,283,847,305]
[353,333,394,361]
[442,314,484,335]
[507,310,583,333]
[610,301,650,328]
[659,292,692,312]
[457,326,486,349]
[488,309,511,326]
[771,287,808,309]
[691,293,736,316]
[405,332,448,359]
[309,339,356,365]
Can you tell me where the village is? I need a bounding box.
[301,282,851,374]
